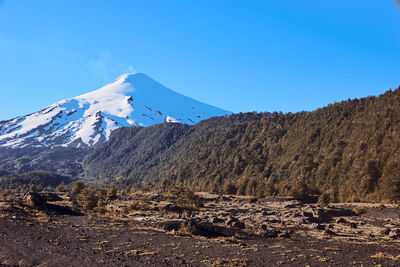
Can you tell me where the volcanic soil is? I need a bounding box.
[1,192,400,266]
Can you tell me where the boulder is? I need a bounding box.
[284,200,303,208]
[220,196,231,202]
[149,194,166,202]
[388,229,400,239]
[296,217,314,224]
[210,217,225,224]
[261,229,280,238]
[24,192,47,208]
[278,231,291,239]
[226,216,245,229]
[312,208,330,222]
[184,219,238,237]
[324,229,336,236]
[157,220,182,231]
[349,222,358,229]
[249,198,258,203]
[311,223,326,230]
[262,210,277,216]
[163,203,183,213]
[336,217,347,223]
[232,221,245,229]
[381,228,391,235]
[302,211,314,218]
[226,216,239,225]
[40,193,63,202]
[264,218,280,224]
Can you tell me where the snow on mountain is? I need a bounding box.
[0,73,231,148]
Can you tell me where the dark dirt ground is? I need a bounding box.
[1,213,400,267]
[1,191,400,267]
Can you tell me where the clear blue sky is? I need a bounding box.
[1,0,400,120]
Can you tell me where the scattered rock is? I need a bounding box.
[221,196,231,202]
[283,211,292,217]
[24,193,47,208]
[210,217,225,224]
[349,222,358,229]
[311,223,326,230]
[312,208,330,222]
[226,216,245,229]
[232,221,245,229]
[262,210,276,216]
[297,217,314,224]
[197,193,220,202]
[1,259,17,266]
[292,213,302,218]
[157,220,182,231]
[336,218,347,223]
[284,201,303,208]
[388,229,400,239]
[264,218,280,223]
[366,233,374,238]
[150,194,165,202]
[189,221,237,237]
[226,216,239,225]
[40,193,63,202]
[261,229,280,238]
[278,231,291,239]
[163,204,183,214]
[381,228,391,235]
[17,259,32,267]
[302,211,314,218]
[325,229,336,236]
[249,198,258,203]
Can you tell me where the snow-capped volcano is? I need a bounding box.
[0,73,231,148]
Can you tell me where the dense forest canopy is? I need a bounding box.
[83,87,400,203]
[0,171,72,192]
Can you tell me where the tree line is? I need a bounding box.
[83,87,400,203]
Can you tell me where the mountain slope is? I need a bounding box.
[0,73,231,148]
[83,87,400,202]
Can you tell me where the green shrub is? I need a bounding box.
[169,186,204,209]
[29,184,37,193]
[56,181,66,192]
[223,182,237,195]
[72,181,85,194]
[318,192,331,206]
[106,182,117,200]
[76,188,99,211]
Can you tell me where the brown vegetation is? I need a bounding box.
[84,87,400,203]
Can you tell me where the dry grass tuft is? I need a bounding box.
[215,236,242,244]
[352,206,367,215]
[323,247,341,251]
[370,252,400,260]
[166,227,194,237]
[124,249,157,256]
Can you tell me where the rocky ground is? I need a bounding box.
[1,191,400,266]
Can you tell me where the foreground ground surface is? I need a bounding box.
[1,192,400,266]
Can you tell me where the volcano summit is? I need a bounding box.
[0,73,230,148]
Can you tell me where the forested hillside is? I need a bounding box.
[0,171,72,191]
[0,147,87,177]
[83,88,400,203]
